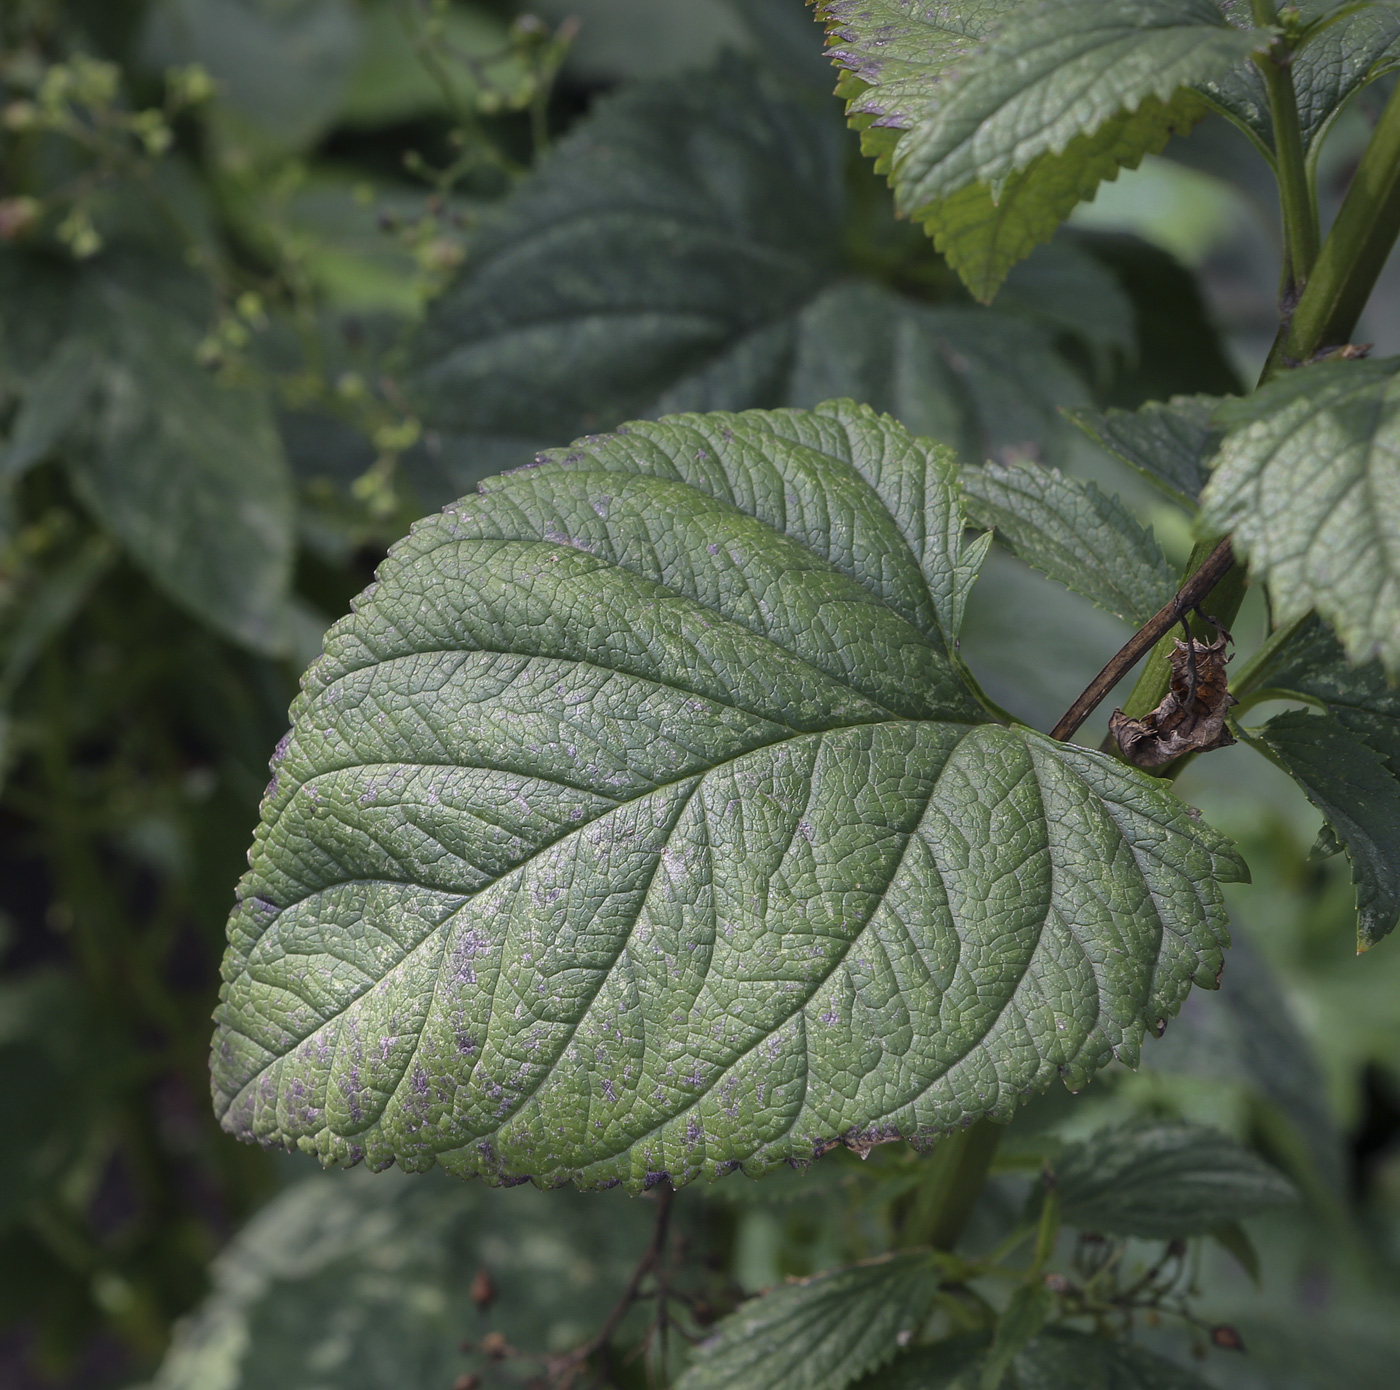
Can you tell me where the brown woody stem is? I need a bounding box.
[1048,537,1236,743]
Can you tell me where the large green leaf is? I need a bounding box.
[1052,1119,1297,1238]
[677,1251,945,1390]
[820,0,1267,298]
[148,1168,656,1390]
[1204,1,1400,156]
[1244,711,1400,950]
[1066,395,1224,509]
[212,402,1243,1189]
[409,58,1093,478]
[961,462,1177,626]
[1199,357,1400,674]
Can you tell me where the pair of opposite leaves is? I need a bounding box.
[212,401,1244,1191]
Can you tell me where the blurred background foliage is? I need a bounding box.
[2,1,1400,1387]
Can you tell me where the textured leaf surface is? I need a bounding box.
[861,1330,1214,1389]
[961,462,1177,625]
[1066,396,1223,508]
[1200,357,1400,673]
[409,58,1092,477]
[1204,1,1400,155]
[1052,1120,1297,1238]
[1246,712,1400,950]
[815,1,1023,139]
[149,1168,654,1390]
[789,283,1088,468]
[678,1251,943,1390]
[213,403,1242,1189]
[824,0,1266,297]
[1247,616,1400,769]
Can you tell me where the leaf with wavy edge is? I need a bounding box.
[678,1251,946,1390]
[1066,395,1223,509]
[962,461,1177,626]
[1246,711,1400,950]
[213,401,1243,1190]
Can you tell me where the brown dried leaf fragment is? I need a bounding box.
[1110,634,1236,769]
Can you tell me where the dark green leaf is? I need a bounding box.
[1200,356,1400,673]
[0,535,116,705]
[981,1281,1053,1390]
[1066,395,1224,509]
[1204,1,1400,156]
[0,339,100,481]
[0,971,118,1235]
[213,402,1242,1189]
[148,1168,656,1390]
[1243,616,1400,772]
[961,462,1177,626]
[861,1329,1215,1389]
[1011,1328,1216,1388]
[997,239,1136,381]
[409,60,1089,478]
[719,0,837,92]
[61,275,297,654]
[788,283,1089,467]
[141,0,362,153]
[1070,231,1243,406]
[1245,711,1400,950]
[857,1335,987,1389]
[1210,1219,1263,1285]
[1142,924,1345,1194]
[1053,1120,1297,1238]
[824,0,1268,298]
[678,1252,944,1390]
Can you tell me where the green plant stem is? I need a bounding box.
[902,1119,1005,1251]
[1110,537,1249,729]
[1251,0,1320,298]
[1227,610,1311,700]
[1266,75,1400,376]
[1048,537,1238,744]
